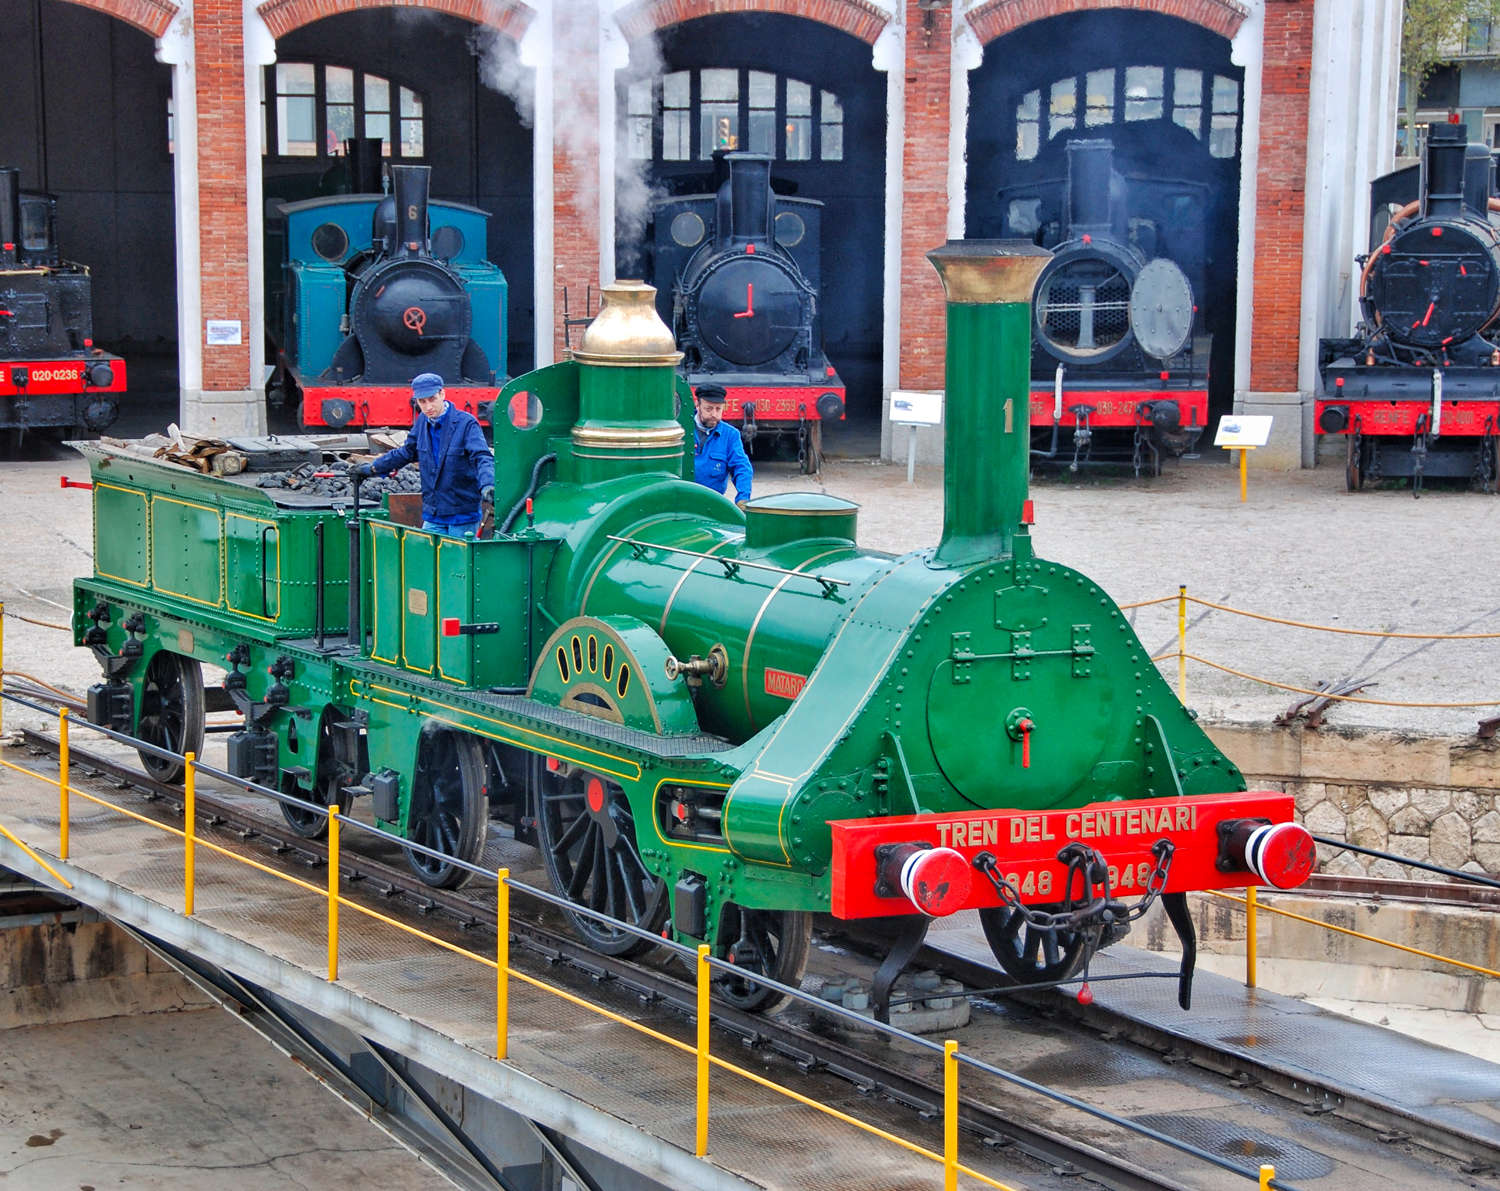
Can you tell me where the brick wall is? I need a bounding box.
[897,0,950,391]
[968,0,1247,44]
[65,0,179,37]
[257,0,533,41]
[1249,0,1313,393]
[553,0,602,359]
[195,0,251,391]
[615,0,889,43]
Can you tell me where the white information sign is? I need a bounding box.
[1214,414,1273,449]
[206,319,243,346]
[890,389,943,426]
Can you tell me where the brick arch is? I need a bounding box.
[56,0,178,38]
[615,0,891,46]
[967,0,1248,45]
[257,0,533,40]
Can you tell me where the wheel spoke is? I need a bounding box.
[588,833,608,913]
[1041,930,1061,970]
[567,829,597,901]
[603,844,624,920]
[615,850,646,923]
[552,810,590,858]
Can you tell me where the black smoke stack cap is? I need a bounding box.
[391,164,432,256]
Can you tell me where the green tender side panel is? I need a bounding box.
[149,495,223,609]
[94,482,149,587]
[401,530,437,675]
[370,521,403,665]
[470,539,535,689]
[225,513,280,622]
[436,537,473,685]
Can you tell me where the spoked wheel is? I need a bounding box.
[1346,435,1363,492]
[281,770,327,838]
[538,767,667,957]
[715,905,811,1013]
[281,710,341,838]
[136,652,205,784]
[405,727,489,889]
[978,904,1091,986]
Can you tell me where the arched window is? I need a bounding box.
[625,69,844,163]
[1015,66,1239,162]
[260,62,425,160]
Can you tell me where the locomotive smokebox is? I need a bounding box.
[1423,122,1468,219]
[927,240,1051,566]
[393,164,431,254]
[1065,140,1115,236]
[718,154,774,244]
[0,169,20,265]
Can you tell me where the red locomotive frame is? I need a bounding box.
[1029,385,1208,429]
[298,382,499,429]
[830,790,1298,920]
[710,382,846,423]
[1314,397,1500,436]
[0,354,127,396]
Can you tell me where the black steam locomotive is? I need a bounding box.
[1317,119,1500,494]
[0,167,126,440]
[1007,139,1207,476]
[650,153,844,474]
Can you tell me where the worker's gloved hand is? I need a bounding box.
[351,462,374,479]
[481,485,495,505]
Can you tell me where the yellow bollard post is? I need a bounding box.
[1240,448,1249,503]
[944,1040,959,1191]
[1177,585,1187,704]
[696,943,710,1158]
[0,599,6,737]
[183,753,196,915]
[1246,884,1258,988]
[1260,1163,1275,1190]
[58,708,70,861]
[496,868,509,1061]
[327,804,340,981]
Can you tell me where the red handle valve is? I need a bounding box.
[60,476,93,491]
[1020,718,1034,769]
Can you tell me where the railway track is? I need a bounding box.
[13,729,1486,1191]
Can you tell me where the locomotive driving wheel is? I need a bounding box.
[405,727,489,889]
[714,905,811,1012]
[978,904,1091,986]
[135,652,205,784]
[538,766,667,956]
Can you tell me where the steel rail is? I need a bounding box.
[17,727,1226,1191]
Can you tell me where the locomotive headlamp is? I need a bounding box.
[1216,818,1316,889]
[874,841,972,916]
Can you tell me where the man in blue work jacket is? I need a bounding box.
[691,384,752,507]
[353,372,495,537]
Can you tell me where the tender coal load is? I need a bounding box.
[253,458,422,499]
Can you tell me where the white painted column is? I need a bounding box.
[947,13,981,241]
[523,2,556,366]
[1230,0,1264,420]
[241,0,275,434]
[1295,0,1401,466]
[875,18,904,460]
[156,8,202,419]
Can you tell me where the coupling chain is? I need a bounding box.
[973,838,1175,934]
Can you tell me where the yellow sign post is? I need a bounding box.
[1214,415,1274,503]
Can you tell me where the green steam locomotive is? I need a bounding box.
[70,242,1314,1012]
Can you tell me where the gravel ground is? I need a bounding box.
[3,450,1497,737]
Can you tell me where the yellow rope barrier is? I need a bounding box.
[1210,891,1500,980]
[1176,652,1500,708]
[1,611,72,632]
[1117,595,1178,610]
[1181,595,1500,640]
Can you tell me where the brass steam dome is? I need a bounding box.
[573,281,683,367]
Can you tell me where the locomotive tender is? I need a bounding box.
[1017,140,1207,476]
[0,167,127,439]
[71,242,1314,1012]
[651,153,845,474]
[272,158,508,431]
[1318,119,1500,493]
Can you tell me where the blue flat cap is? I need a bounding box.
[412,373,445,400]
